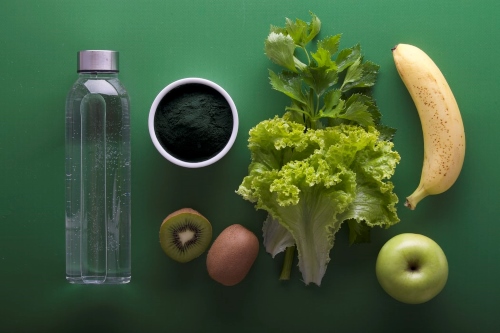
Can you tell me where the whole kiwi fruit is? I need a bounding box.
[159,208,212,263]
[206,224,259,286]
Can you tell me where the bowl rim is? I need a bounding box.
[148,77,239,168]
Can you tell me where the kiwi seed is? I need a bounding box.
[159,208,212,263]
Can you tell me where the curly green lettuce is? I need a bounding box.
[237,116,400,285]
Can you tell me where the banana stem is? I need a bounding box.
[279,246,295,281]
[405,186,429,210]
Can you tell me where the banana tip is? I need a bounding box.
[391,45,398,52]
[404,198,416,210]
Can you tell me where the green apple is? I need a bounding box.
[375,233,448,304]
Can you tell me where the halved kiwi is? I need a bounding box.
[159,208,212,263]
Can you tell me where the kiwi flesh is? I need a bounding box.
[159,208,212,263]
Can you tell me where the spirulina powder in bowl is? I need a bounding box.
[154,83,234,163]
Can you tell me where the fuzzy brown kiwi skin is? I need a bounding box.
[162,208,201,223]
[206,224,259,286]
[160,208,212,263]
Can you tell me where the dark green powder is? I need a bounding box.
[154,83,234,162]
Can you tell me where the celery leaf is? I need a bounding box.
[269,70,307,107]
[318,34,342,56]
[342,60,380,92]
[336,44,361,72]
[265,32,297,72]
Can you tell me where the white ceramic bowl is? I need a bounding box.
[148,78,238,168]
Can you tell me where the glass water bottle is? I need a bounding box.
[65,50,131,284]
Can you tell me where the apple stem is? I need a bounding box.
[279,246,295,281]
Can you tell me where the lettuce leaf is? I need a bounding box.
[237,117,400,286]
[262,214,294,258]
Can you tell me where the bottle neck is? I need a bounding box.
[78,71,119,79]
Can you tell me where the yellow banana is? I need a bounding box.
[392,44,465,210]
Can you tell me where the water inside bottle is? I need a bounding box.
[65,76,131,284]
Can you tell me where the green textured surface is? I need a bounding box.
[0,1,498,332]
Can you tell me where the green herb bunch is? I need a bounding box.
[265,12,395,139]
[237,13,400,286]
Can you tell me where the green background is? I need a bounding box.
[1,0,498,332]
